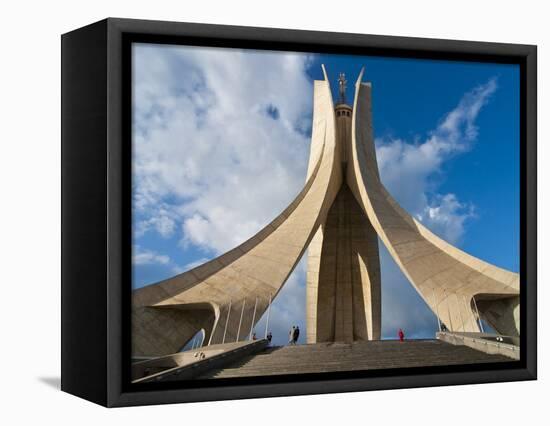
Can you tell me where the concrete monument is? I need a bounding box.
[132,67,519,357]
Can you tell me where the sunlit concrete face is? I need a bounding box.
[346,70,519,338]
[132,67,519,357]
[133,67,341,356]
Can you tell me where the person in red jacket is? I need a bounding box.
[398,328,405,342]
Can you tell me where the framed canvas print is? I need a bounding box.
[61,18,537,407]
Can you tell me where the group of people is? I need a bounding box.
[288,325,300,345]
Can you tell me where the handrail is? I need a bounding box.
[264,293,272,339]
[236,299,246,342]
[472,295,484,333]
[249,297,258,340]
[222,299,232,344]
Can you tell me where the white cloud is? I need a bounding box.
[133,44,314,255]
[135,203,178,238]
[132,245,171,266]
[418,193,476,243]
[376,78,497,243]
[133,245,188,281]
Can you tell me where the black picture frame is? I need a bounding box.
[61,17,537,407]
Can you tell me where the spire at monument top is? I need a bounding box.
[337,72,347,104]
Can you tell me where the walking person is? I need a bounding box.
[289,326,295,345]
[398,328,405,342]
[293,325,300,345]
[267,331,272,345]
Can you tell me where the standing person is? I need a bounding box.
[267,331,272,344]
[398,328,405,342]
[293,326,300,344]
[289,326,295,345]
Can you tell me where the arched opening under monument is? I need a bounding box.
[474,293,520,336]
[180,328,206,352]
[132,302,218,357]
[378,243,440,339]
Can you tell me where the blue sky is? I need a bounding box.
[132,43,519,346]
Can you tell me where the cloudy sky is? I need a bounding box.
[132,43,519,346]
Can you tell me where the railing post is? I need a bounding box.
[222,299,232,344]
[443,290,454,331]
[472,295,484,333]
[431,287,442,332]
[207,312,219,346]
[236,299,246,342]
[455,293,465,332]
[249,297,258,340]
[264,294,272,338]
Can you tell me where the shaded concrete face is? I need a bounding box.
[314,183,381,342]
[476,295,520,336]
[132,305,215,356]
[132,67,519,357]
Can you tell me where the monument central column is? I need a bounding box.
[306,77,382,344]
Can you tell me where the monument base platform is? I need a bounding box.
[437,331,520,360]
[197,339,511,379]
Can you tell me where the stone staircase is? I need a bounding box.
[198,339,511,379]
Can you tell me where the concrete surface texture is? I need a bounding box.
[132,66,519,357]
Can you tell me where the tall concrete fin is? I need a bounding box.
[347,71,520,336]
[133,76,342,356]
[133,67,519,357]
